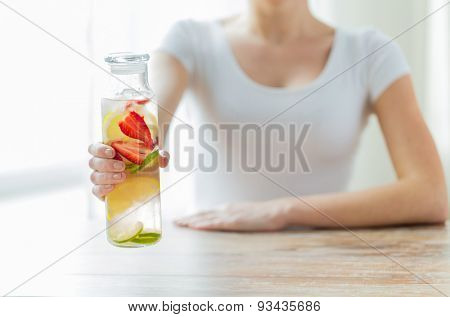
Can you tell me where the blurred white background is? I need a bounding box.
[0,0,449,294]
[0,0,450,215]
[0,0,448,208]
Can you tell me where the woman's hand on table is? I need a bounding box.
[174,199,293,232]
[88,142,170,200]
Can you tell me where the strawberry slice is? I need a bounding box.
[112,151,123,161]
[135,98,150,105]
[118,111,154,149]
[125,99,149,108]
[111,140,150,165]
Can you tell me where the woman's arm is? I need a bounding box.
[149,52,189,145]
[284,75,448,228]
[175,75,448,231]
[88,52,187,199]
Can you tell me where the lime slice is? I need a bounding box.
[131,231,161,245]
[126,149,159,174]
[139,229,161,237]
[110,221,144,243]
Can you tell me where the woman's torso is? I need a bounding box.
[159,19,408,210]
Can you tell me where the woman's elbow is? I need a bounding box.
[428,201,448,224]
[421,181,448,224]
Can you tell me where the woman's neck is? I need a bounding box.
[247,0,323,43]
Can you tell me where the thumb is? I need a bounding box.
[159,149,170,168]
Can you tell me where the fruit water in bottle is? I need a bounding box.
[101,53,161,247]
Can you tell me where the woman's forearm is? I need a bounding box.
[285,179,448,228]
[149,52,188,145]
[173,177,447,232]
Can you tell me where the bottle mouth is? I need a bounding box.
[105,52,149,74]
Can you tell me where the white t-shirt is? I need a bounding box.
[157,19,410,210]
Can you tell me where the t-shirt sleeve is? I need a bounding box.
[156,20,196,75]
[365,29,410,104]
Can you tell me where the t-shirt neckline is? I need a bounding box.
[211,20,341,94]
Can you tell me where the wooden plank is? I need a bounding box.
[11,222,450,296]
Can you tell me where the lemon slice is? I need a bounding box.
[106,176,160,221]
[146,112,158,140]
[103,109,157,143]
[109,221,144,243]
[146,112,158,127]
[143,177,160,197]
[102,111,130,143]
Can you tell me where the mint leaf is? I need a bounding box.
[126,149,159,174]
[126,163,140,173]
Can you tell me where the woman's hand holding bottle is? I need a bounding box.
[88,143,169,200]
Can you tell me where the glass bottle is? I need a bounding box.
[101,52,161,247]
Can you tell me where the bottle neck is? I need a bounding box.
[109,65,153,99]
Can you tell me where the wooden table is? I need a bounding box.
[8,225,450,295]
[1,187,449,297]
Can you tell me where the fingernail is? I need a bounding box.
[104,185,113,190]
[113,173,122,180]
[113,162,124,170]
[105,148,113,157]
